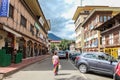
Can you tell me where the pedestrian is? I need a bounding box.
[12,49,17,63]
[52,51,60,76]
[66,51,68,60]
[114,61,120,80]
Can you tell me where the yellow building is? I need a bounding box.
[0,0,50,58]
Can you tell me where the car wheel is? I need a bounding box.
[79,64,88,73]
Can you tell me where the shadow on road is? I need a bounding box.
[86,71,113,79]
[58,73,71,76]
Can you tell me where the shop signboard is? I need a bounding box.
[0,0,10,17]
[34,22,40,30]
[39,17,44,26]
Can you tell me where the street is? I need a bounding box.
[4,57,113,80]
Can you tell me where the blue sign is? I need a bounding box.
[0,0,9,17]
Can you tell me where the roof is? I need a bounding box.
[81,8,120,27]
[72,6,109,21]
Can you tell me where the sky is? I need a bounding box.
[38,0,120,40]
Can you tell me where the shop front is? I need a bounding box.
[27,40,33,57]
[18,38,26,58]
[0,25,23,64]
[104,48,120,59]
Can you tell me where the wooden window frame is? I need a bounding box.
[9,4,14,18]
[20,15,27,27]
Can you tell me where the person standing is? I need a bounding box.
[52,51,60,76]
[114,61,120,80]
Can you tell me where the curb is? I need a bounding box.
[1,55,51,79]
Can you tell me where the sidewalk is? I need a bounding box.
[0,55,50,79]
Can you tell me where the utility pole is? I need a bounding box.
[80,0,84,6]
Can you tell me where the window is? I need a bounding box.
[20,15,27,27]
[30,24,33,32]
[90,22,94,30]
[109,34,113,45]
[9,4,14,18]
[108,16,111,20]
[30,24,34,35]
[84,53,97,59]
[36,29,39,37]
[84,11,89,13]
[95,17,98,24]
[104,16,107,22]
[102,36,105,46]
[100,16,103,22]
[98,55,106,60]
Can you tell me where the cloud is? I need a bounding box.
[39,0,77,40]
[39,0,120,40]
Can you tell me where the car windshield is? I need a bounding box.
[58,51,65,54]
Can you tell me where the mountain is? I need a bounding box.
[48,33,62,40]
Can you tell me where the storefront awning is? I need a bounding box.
[3,26,22,37]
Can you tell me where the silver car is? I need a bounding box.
[57,51,66,58]
[75,52,118,75]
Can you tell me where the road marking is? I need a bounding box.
[80,73,88,79]
[68,60,78,70]
[68,60,88,80]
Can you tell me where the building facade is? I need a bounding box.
[69,42,75,51]
[72,6,111,52]
[95,13,120,59]
[80,7,120,52]
[0,0,50,59]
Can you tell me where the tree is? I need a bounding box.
[59,39,73,51]
[50,43,56,52]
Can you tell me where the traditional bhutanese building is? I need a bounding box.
[0,0,50,60]
[72,6,112,52]
[95,13,120,59]
[81,7,120,52]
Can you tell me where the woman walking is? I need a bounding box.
[52,51,60,76]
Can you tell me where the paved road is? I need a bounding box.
[4,57,113,80]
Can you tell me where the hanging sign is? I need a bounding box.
[0,0,10,17]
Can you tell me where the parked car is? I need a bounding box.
[69,51,77,59]
[70,52,81,62]
[114,61,120,80]
[75,52,118,75]
[57,51,66,59]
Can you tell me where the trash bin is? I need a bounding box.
[14,53,23,64]
[0,49,11,67]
